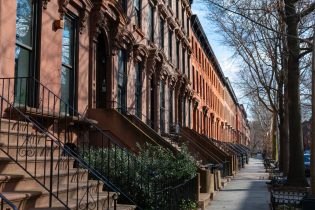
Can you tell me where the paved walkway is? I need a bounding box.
[206,157,270,210]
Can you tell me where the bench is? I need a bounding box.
[264,159,278,173]
[270,186,308,210]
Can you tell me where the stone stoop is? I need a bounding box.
[198,193,211,210]
[221,178,229,188]
[0,118,136,210]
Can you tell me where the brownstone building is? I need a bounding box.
[190,15,250,145]
[0,0,249,209]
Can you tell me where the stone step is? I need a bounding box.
[29,204,136,210]
[0,144,63,158]
[0,130,50,147]
[34,181,104,207]
[0,118,35,133]
[198,193,211,210]
[0,169,88,192]
[0,190,120,210]
[0,157,75,175]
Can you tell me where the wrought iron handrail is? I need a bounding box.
[181,129,231,177]
[0,77,197,209]
[0,193,18,210]
[0,95,118,210]
[111,103,178,152]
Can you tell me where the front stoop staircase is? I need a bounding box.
[0,103,135,209]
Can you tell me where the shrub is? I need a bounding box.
[80,143,197,209]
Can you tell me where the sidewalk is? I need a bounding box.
[206,157,270,210]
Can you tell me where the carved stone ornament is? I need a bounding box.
[133,44,148,69]
[42,0,50,9]
[113,29,135,59]
[58,0,70,19]
[79,10,88,34]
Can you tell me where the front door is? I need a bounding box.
[96,33,107,108]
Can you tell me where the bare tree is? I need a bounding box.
[198,0,314,186]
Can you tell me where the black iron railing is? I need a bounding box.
[0,77,198,209]
[180,128,232,177]
[0,193,18,210]
[114,105,179,151]
[0,95,118,210]
[155,175,198,210]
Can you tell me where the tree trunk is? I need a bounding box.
[271,111,278,161]
[283,84,290,176]
[278,79,285,172]
[285,0,308,187]
[310,29,315,196]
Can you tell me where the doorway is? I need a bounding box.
[96,33,107,108]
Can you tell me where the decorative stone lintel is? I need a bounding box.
[42,0,50,9]
[58,0,70,19]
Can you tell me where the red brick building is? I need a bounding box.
[190,15,250,145]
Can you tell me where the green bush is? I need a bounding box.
[179,199,198,210]
[80,143,197,209]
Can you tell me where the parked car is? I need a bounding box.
[304,153,310,177]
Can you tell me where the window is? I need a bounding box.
[148,5,154,42]
[15,0,40,105]
[182,8,185,28]
[168,0,172,8]
[135,62,142,117]
[168,30,173,59]
[60,15,77,114]
[160,81,165,133]
[121,0,127,13]
[176,0,179,18]
[176,41,180,69]
[160,17,164,49]
[169,89,173,128]
[134,0,141,27]
[182,48,185,74]
[187,17,190,35]
[188,55,191,79]
[192,66,195,89]
[188,100,191,128]
[182,97,186,126]
[118,50,127,112]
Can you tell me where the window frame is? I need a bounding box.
[134,0,141,28]
[60,13,79,113]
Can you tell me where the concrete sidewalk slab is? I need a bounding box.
[206,158,270,210]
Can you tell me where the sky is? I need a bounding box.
[191,1,246,104]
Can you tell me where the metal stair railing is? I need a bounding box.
[111,103,178,152]
[0,95,119,210]
[0,77,197,210]
[0,193,18,210]
[182,127,232,177]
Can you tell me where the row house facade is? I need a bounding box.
[0,0,194,136]
[0,0,250,209]
[0,0,249,146]
[190,15,250,145]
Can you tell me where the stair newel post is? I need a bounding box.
[112,193,118,210]
[107,138,111,209]
[49,132,54,207]
[96,179,100,210]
